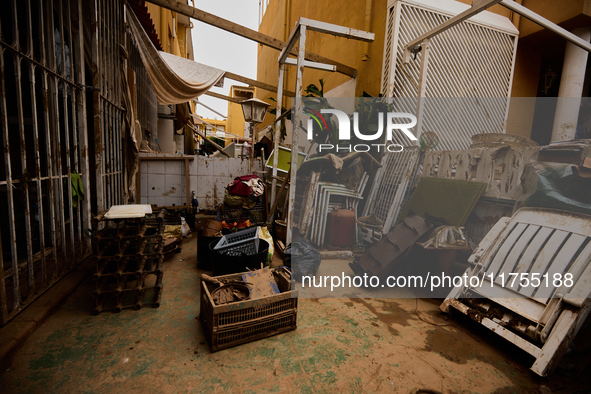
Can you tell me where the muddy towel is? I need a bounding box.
[241,268,280,299]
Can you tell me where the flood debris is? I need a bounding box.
[441,208,591,377]
[350,213,433,279]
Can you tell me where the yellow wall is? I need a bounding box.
[146,4,191,59]
[258,0,388,101]
[200,119,226,134]
[257,0,591,141]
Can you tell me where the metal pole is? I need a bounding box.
[249,122,255,173]
[270,63,285,220]
[415,38,430,143]
[500,0,591,54]
[286,24,306,245]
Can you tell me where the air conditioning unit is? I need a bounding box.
[380,0,519,150]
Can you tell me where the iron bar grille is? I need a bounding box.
[0,0,93,324]
[128,33,158,140]
[94,0,126,212]
[363,146,420,233]
[0,0,128,325]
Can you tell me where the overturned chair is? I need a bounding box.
[441,208,591,376]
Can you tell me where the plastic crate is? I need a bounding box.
[200,267,297,352]
[213,227,260,256]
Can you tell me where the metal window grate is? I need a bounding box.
[91,0,126,213]
[0,0,92,324]
[0,0,128,325]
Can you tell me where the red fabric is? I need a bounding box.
[227,175,259,196]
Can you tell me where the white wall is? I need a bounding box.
[139,157,187,207]
[140,154,264,210]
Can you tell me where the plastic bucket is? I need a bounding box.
[198,234,221,270]
[209,239,270,276]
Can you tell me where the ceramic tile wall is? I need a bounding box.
[140,159,186,207]
[189,156,264,210]
[140,155,264,210]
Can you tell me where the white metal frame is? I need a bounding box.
[271,18,374,244]
[309,173,369,247]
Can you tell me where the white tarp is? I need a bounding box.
[127,5,225,105]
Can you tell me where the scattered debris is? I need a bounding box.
[350,213,433,279]
[285,238,321,282]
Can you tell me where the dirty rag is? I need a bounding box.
[244,178,264,198]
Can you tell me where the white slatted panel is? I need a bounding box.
[363,146,420,232]
[381,0,518,150]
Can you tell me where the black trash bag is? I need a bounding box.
[284,238,321,282]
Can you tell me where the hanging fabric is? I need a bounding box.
[126,5,225,105]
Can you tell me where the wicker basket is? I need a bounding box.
[200,267,297,352]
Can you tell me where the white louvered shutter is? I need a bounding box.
[380,0,519,150]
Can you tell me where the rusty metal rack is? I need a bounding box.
[90,209,167,314]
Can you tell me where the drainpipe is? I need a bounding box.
[362,0,373,61]
[551,26,591,142]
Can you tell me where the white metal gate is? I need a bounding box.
[361,146,421,237]
[380,0,519,150]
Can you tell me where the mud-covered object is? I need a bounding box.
[284,238,321,282]
[223,189,256,209]
[516,163,591,216]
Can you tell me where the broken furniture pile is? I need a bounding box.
[349,214,434,279]
[294,152,380,248]
[410,140,591,376]
[91,206,167,314]
[442,208,591,377]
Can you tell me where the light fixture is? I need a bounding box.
[241,97,270,173]
[241,97,270,124]
[543,67,557,95]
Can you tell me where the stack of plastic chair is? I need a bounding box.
[309,173,369,247]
